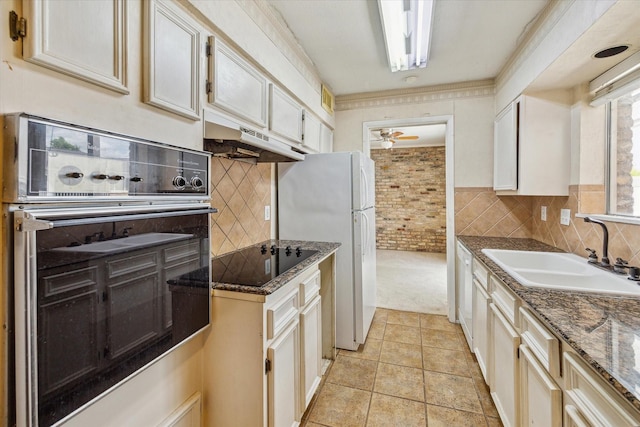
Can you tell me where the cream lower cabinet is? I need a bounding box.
[472,278,491,381]
[564,352,640,427]
[489,302,521,427]
[519,344,562,427]
[204,266,322,427]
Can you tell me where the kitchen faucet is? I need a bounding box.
[584,217,610,267]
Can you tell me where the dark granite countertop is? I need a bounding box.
[458,235,640,411]
[211,240,340,296]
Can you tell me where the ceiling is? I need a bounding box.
[369,125,446,150]
[267,0,548,96]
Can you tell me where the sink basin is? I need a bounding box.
[481,249,640,296]
[51,233,193,254]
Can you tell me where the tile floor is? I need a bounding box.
[301,308,503,427]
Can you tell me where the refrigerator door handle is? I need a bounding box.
[361,212,369,260]
[360,167,368,209]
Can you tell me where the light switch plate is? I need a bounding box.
[541,206,547,221]
[264,205,271,221]
[560,208,571,225]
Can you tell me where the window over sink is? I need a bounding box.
[607,87,640,218]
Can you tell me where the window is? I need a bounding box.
[608,88,640,217]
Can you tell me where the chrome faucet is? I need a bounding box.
[584,217,610,267]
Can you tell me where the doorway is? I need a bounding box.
[363,116,455,320]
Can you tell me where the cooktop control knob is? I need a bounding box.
[173,176,187,190]
[65,172,84,179]
[130,176,143,183]
[109,175,124,181]
[93,173,109,180]
[190,176,204,190]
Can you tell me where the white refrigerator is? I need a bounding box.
[278,152,376,351]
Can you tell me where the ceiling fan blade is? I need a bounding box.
[390,131,403,137]
[396,135,419,140]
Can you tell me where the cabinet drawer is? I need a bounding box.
[564,352,640,427]
[473,258,489,289]
[490,275,520,328]
[299,270,321,307]
[519,307,560,378]
[267,288,299,340]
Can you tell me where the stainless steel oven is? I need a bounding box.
[3,114,215,426]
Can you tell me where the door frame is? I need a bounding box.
[362,115,456,321]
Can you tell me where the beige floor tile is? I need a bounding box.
[386,310,421,327]
[486,416,504,427]
[379,340,423,368]
[374,308,390,322]
[426,405,488,427]
[374,362,425,402]
[366,393,427,427]
[367,320,386,340]
[424,371,483,414]
[423,346,470,377]
[308,382,371,427]
[340,338,382,361]
[420,314,459,332]
[421,328,464,351]
[383,323,421,345]
[327,354,377,390]
[473,375,499,418]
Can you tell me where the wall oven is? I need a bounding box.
[3,114,214,426]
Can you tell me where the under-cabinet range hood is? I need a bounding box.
[203,110,305,163]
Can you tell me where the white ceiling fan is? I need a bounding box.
[371,128,419,149]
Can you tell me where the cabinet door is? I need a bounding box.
[519,344,562,427]
[144,0,201,120]
[493,101,518,190]
[23,0,128,93]
[300,295,322,411]
[270,85,303,143]
[106,251,160,359]
[267,319,301,427]
[456,242,473,349]
[209,38,268,127]
[302,112,322,152]
[320,123,334,153]
[472,279,491,381]
[490,303,520,427]
[38,266,101,397]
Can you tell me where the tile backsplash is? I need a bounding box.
[455,187,533,238]
[209,158,271,257]
[531,185,640,266]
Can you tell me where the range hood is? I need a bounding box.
[203,110,305,163]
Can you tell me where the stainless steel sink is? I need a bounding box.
[51,233,193,254]
[481,249,640,296]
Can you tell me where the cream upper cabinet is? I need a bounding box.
[270,85,304,144]
[143,0,201,120]
[302,111,322,153]
[208,37,268,128]
[493,95,570,195]
[320,123,334,153]
[23,0,128,93]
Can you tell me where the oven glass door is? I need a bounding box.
[14,205,211,426]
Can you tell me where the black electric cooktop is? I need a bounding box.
[212,244,318,287]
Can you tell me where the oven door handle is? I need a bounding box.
[17,207,217,230]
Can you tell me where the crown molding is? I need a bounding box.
[336,79,495,111]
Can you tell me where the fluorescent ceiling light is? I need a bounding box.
[378,0,434,72]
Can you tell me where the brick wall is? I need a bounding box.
[371,146,446,253]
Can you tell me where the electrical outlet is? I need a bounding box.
[560,208,571,225]
[541,206,547,221]
[264,205,271,221]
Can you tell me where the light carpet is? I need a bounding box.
[375,249,448,315]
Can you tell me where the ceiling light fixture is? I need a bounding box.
[381,139,393,149]
[378,0,435,72]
